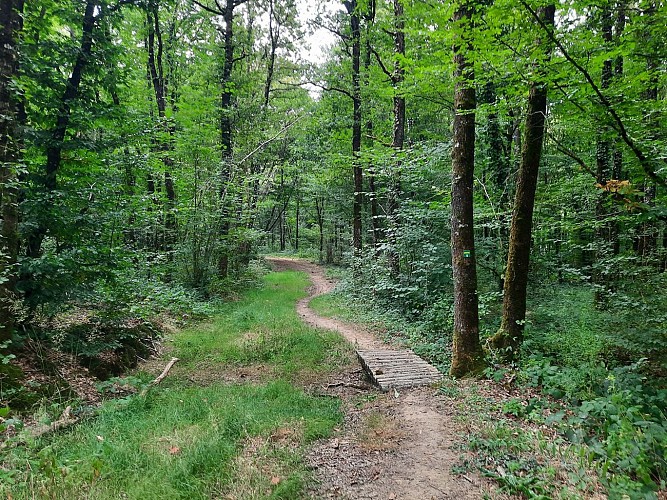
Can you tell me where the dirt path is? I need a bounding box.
[267,257,494,500]
[269,257,384,350]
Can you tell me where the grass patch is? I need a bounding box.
[175,271,352,380]
[309,293,357,322]
[1,270,352,499]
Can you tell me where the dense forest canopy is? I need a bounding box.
[0,0,666,495]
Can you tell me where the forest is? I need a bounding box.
[0,0,666,498]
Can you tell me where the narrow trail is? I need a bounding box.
[267,257,493,500]
[269,257,384,350]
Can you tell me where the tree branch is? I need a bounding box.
[369,45,394,81]
[235,114,305,166]
[232,50,248,64]
[140,357,179,396]
[552,81,590,117]
[310,18,349,41]
[278,80,353,99]
[192,0,224,16]
[547,133,597,178]
[520,0,666,187]
[364,133,392,148]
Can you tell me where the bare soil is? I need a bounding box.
[267,258,499,500]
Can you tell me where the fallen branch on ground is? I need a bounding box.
[325,382,370,391]
[30,405,78,439]
[140,357,179,397]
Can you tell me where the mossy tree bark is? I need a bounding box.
[489,5,555,361]
[449,0,484,378]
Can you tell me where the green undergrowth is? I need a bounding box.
[518,286,667,497]
[313,286,597,497]
[442,380,603,499]
[317,279,667,498]
[1,270,351,499]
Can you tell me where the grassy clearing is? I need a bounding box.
[1,270,353,499]
[176,272,351,381]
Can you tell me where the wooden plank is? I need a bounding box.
[356,349,443,391]
[370,366,435,373]
[375,373,442,380]
[375,371,442,379]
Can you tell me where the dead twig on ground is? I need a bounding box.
[30,405,78,439]
[140,357,179,397]
[325,382,370,391]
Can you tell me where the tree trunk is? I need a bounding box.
[263,0,278,107]
[315,198,324,263]
[489,5,555,360]
[449,0,484,378]
[146,2,177,255]
[634,1,659,264]
[294,190,300,251]
[345,0,363,252]
[25,0,98,259]
[364,39,382,252]
[593,5,614,307]
[0,0,23,342]
[611,0,625,256]
[479,81,508,291]
[216,0,245,276]
[387,0,405,276]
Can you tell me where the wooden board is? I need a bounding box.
[356,349,443,391]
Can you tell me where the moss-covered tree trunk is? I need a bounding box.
[449,0,484,378]
[489,5,555,360]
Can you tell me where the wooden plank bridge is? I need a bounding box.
[356,349,443,391]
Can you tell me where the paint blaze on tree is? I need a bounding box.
[449,0,485,378]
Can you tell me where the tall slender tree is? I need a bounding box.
[193,0,249,275]
[488,4,556,360]
[24,0,99,260]
[387,0,405,276]
[0,0,24,342]
[344,0,363,252]
[146,0,177,254]
[450,0,484,377]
